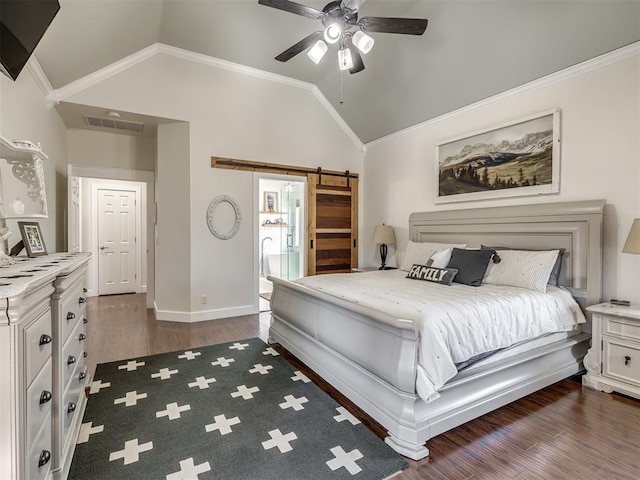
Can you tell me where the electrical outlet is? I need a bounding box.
[201,295,207,305]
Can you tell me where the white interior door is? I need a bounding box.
[98,188,137,295]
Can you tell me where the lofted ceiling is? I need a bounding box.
[33,0,640,143]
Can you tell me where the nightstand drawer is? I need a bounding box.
[603,337,640,385]
[604,315,640,342]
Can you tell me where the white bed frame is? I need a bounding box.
[268,200,604,460]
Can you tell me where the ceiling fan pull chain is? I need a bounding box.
[340,69,344,104]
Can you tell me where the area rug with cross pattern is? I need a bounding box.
[68,338,407,480]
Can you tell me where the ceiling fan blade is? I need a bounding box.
[258,0,325,20]
[358,16,428,35]
[345,37,365,74]
[340,0,367,14]
[275,31,323,62]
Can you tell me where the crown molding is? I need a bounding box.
[26,56,54,99]
[366,41,640,150]
[47,43,364,151]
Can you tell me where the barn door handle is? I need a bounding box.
[310,239,314,249]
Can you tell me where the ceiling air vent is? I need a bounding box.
[83,115,144,133]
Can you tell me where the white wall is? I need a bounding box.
[363,52,640,304]
[67,128,155,171]
[0,67,68,251]
[63,52,364,320]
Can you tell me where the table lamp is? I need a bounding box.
[372,224,396,270]
[622,218,640,255]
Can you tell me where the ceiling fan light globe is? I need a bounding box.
[352,30,374,54]
[338,47,353,70]
[324,23,342,44]
[307,40,328,64]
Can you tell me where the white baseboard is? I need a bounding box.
[153,302,258,322]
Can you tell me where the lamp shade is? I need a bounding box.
[372,225,396,244]
[622,218,640,254]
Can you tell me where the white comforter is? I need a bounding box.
[296,270,586,403]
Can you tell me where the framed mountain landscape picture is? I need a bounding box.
[435,109,560,203]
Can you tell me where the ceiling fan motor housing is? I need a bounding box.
[321,1,357,30]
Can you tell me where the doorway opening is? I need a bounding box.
[258,176,306,308]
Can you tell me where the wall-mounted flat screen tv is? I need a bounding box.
[0,0,60,80]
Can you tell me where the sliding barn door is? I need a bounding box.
[307,173,358,275]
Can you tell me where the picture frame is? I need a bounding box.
[435,108,560,204]
[18,221,47,257]
[263,191,279,213]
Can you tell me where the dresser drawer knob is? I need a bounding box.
[39,390,52,405]
[83,351,88,358]
[625,355,631,366]
[79,333,86,341]
[79,297,86,305]
[67,312,75,321]
[83,318,88,324]
[39,334,52,346]
[67,402,77,414]
[67,355,77,365]
[79,371,86,381]
[38,450,51,467]
[83,287,88,293]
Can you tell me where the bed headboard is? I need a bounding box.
[409,200,605,309]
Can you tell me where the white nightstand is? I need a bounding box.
[583,303,640,400]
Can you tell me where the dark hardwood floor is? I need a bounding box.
[85,294,640,479]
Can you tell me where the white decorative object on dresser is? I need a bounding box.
[0,253,91,480]
[583,303,640,400]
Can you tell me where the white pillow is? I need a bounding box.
[426,248,453,269]
[399,241,467,271]
[483,249,560,293]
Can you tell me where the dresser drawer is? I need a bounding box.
[24,308,53,387]
[25,412,52,480]
[603,337,640,385]
[26,358,53,450]
[59,283,86,345]
[61,370,85,445]
[604,315,640,342]
[60,320,85,390]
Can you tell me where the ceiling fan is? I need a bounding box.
[258,0,428,74]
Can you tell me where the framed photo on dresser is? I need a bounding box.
[18,221,47,257]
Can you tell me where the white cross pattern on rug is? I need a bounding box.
[178,351,201,360]
[109,438,154,465]
[77,422,104,444]
[114,390,148,407]
[291,371,310,383]
[326,446,364,475]
[230,385,260,400]
[262,429,298,453]
[89,379,111,394]
[156,402,191,420]
[118,360,145,371]
[211,357,235,367]
[166,458,211,480]
[151,368,179,380]
[279,394,308,411]
[262,347,279,356]
[229,342,249,350]
[334,406,361,425]
[188,376,216,389]
[249,363,273,375]
[205,414,241,435]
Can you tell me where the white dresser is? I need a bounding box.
[583,303,640,400]
[0,253,91,480]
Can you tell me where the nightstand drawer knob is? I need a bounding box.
[79,333,86,341]
[79,371,86,381]
[67,402,77,414]
[83,318,88,324]
[67,312,75,321]
[38,450,51,467]
[39,390,52,404]
[39,334,52,346]
[625,355,631,366]
[67,355,77,365]
[79,297,86,305]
